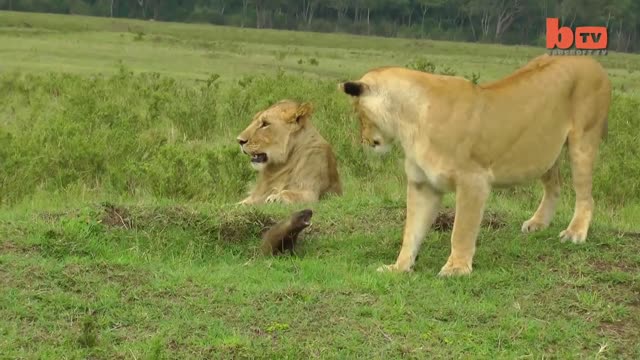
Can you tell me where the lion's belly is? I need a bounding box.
[405,106,572,190]
[467,96,574,186]
[487,126,569,186]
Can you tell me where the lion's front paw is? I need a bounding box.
[438,260,472,277]
[265,194,282,204]
[559,229,587,244]
[376,263,412,273]
[521,218,549,233]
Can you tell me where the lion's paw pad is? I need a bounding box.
[265,195,279,203]
[521,219,548,233]
[376,264,412,273]
[438,262,472,277]
[376,264,396,272]
[559,229,587,244]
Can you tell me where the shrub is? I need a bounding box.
[0,67,637,209]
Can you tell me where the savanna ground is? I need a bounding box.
[1,10,639,359]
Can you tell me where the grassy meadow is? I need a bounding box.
[1,10,640,359]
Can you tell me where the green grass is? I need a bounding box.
[1,10,640,359]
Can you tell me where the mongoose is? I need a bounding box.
[261,209,313,255]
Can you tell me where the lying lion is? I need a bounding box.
[236,99,342,205]
[339,54,611,277]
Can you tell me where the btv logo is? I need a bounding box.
[546,18,608,51]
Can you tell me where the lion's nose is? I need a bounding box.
[237,138,248,146]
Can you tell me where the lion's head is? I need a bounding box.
[236,100,314,170]
[339,81,393,154]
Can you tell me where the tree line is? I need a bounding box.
[2,0,638,53]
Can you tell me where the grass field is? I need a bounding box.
[1,10,639,359]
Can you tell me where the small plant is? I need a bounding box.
[466,72,481,84]
[60,207,104,240]
[134,31,145,41]
[406,58,481,84]
[77,312,98,348]
[406,58,436,73]
[205,73,220,88]
[147,336,166,360]
[128,25,146,41]
[308,57,319,66]
[438,66,457,76]
[266,322,290,333]
[237,74,256,88]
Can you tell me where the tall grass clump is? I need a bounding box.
[405,57,481,84]
[0,66,249,206]
[592,91,640,206]
[0,67,400,207]
[1,64,637,209]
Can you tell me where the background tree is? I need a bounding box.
[418,0,444,37]
[2,0,637,52]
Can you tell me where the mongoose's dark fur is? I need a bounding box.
[261,209,313,255]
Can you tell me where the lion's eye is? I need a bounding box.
[260,121,270,128]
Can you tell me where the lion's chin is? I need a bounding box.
[372,143,391,154]
[250,161,267,171]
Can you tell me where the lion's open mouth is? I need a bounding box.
[251,153,268,163]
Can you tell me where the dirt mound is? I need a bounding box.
[432,208,506,232]
[100,202,133,228]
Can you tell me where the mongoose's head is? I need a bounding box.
[290,209,313,231]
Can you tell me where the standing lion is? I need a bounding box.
[339,54,611,276]
[236,99,342,205]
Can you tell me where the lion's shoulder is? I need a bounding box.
[261,128,341,193]
[361,66,475,96]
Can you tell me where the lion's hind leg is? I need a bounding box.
[522,160,562,234]
[559,120,605,244]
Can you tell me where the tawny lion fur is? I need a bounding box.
[236,99,342,205]
[339,54,611,277]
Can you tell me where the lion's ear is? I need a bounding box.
[251,109,264,122]
[293,102,314,126]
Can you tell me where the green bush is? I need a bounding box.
[0,66,637,209]
[0,67,394,206]
[405,57,480,83]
